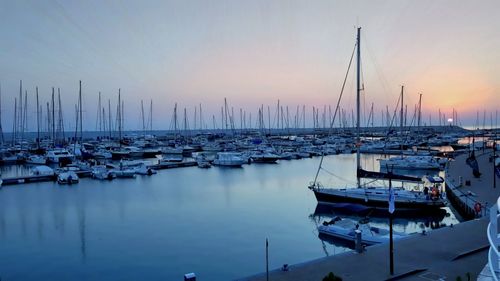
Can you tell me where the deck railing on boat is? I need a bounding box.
[487,196,500,280]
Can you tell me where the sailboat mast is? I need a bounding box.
[13,98,17,145]
[98,92,102,133]
[0,83,4,144]
[108,99,112,139]
[19,80,22,143]
[52,87,55,146]
[36,87,40,147]
[400,85,404,134]
[79,81,83,144]
[356,27,361,181]
[141,100,145,136]
[118,89,121,145]
[418,93,422,127]
[199,103,202,130]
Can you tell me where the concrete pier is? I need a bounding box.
[238,149,499,281]
[446,149,498,220]
[237,219,487,281]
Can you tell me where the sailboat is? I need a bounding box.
[308,27,445,212]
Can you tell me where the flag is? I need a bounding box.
[388,187,395,214]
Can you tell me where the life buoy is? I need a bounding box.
[474,202,482,214]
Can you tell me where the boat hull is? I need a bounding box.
[312,188,445,211]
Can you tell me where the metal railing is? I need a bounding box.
[487,196,500,280]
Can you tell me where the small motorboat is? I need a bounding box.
[156,153,183,163]
[195,154,212,168]
[92,166,116,180]
[26,155,47,165]
[57,171,79,185]
[318,217,406,246]
[134,164,157,175]
[213,152,246,167]
[31,165,55,176]
[197,160,211,168]
[112,169,136,178]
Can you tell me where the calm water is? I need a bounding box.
[0,154,458,281]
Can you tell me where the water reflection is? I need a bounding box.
[0,154,460,281]
[78,207,86,263]
[311,203,456,249]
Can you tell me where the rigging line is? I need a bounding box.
[360,51,367,128]
[319,167,356,185]
[312,41,357,187]
[361,31,393,103]
[360,178,382,187]
[380,93,401,147]
[329,42,357,131]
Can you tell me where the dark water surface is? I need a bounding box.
[0,154,457,280]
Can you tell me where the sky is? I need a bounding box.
[0,0,499,132]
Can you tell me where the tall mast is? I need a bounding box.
[183,107,188,135]
[108,99,112,139]
[417,93,422,127]
[141,100,145,136]
[121,100,124,140]
[356,27,361,187]
[52,87,55,146]
[19,80,22,142]
[79,81,83,144]
[277,100,280,131]
[224,98,229,131]
[36,87,39,147]
[13,98,17,145]
[150,99,153,133]
[199,103,202,130]
[174,103,178,134]
[240,108,243,131]
[0,83,4,144]
[118,89,121,145]
[108,99,112,140]
[58,88,64,146]
[98,92,102,133]
[400,85,404,133]
[102,107,106,134]
[46,102,50,141]
[22,90,27,146]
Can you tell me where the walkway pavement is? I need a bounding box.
[237,218,488,281]
[238,149,499,281]
[446,148,499,217]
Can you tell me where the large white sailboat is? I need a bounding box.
[308,28,446,212]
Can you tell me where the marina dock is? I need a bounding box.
[148,160,197,170]
[237,218,488,281]
[2,170,92,186]
[238,149,499,281]
[446,148,499,220]
[2,174,56,185]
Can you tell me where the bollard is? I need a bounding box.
[459,176,463,187]
[355,229,363,253]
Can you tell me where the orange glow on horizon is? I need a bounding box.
[414,64,496,115]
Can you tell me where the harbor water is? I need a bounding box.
[0,154,458,280]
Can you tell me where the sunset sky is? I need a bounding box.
[0,0,498,131]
